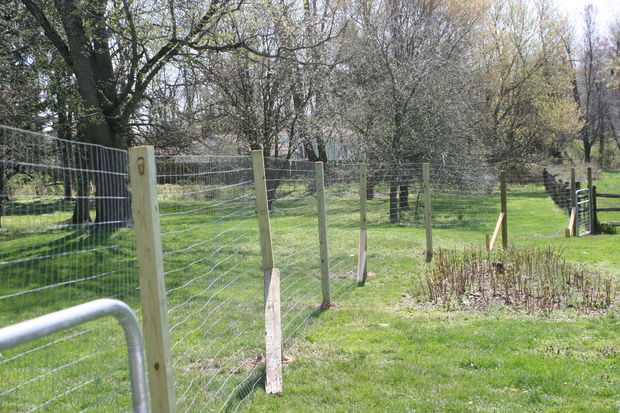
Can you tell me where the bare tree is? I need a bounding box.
[20,0,249,224]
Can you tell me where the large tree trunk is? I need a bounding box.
[0,164,5,229]
[56,113,73,201]
[598,128,606,165]
[367,179,374,200]
[54,0,131,227]
[583,136,593,163]
[399,183,410,211]
[389,178,398,224]
[92,146,131,227]
[72,145,91,224]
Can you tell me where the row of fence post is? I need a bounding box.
[566,166,597,237]
[130,150,605,411]
[127,146,370,411]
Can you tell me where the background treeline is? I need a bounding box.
[1,0,619,168]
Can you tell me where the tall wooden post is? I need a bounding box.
[500,171,508,249]
[587,167,593,234]
[251,146,282,394]
[423,163,433,262]
[315,162,331,307]
[128,146,177,413]
[357,164,368,283]
[592,185,599,234]
[571,167,578,237]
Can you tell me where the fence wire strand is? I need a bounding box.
[0,126,138,411]
[4,124,606,412]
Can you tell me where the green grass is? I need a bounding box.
[0,173,618,412]
[244,179,619,411]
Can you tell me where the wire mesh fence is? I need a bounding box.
[505,169,573,241]
[152,155,360,411]
[364,160,499,248]
[0,126,138,411]
[2,125,611,411]
[363,160,587,249]
[156,154,262,412]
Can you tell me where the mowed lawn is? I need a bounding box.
[245,179,619,411]
[0,173,618,411]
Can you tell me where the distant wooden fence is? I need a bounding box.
[543,168,575,213]
[592,187,620,231]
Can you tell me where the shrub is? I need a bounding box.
[422,246,615,314]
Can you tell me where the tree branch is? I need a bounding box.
[21,0,73,69]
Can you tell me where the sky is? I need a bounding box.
[554,0,619,37]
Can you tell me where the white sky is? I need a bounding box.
[554,0,619,37]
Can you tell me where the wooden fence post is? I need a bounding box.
[500,171,508,249]
[423,163,433,262]
[592,185,599,234]
[250,146,282,395]
[587,167,593,234]
[315,162,331,307]
[571,167,578,237]
[357,164,368,283]
[128,146,177,413]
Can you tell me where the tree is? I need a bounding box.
[20,0,249,224]
[476,0,582,167]
[340,0,484,222]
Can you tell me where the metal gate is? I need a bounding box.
[576,188,591,236]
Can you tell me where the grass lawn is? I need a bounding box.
[244,178,619,412]
[0,168,618,412]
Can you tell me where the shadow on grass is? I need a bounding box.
[1,198,74,217]
[221,306,328,412]
[0,225,137,317]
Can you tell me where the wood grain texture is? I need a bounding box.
[128,146,177,413]
[251,148,282,395]
[251,149,274,270]
[315,162,331,308]
[264,268,283,394]
[489,213,505,251]
[357,229,367,283]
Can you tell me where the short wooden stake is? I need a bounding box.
[500,171,508,249]
[251,147,282,394]
[567,207,576,237]
[489,212,505,252]
[357,230,367,283]
[315,162,331,308]
[128,146,177,413]
[485,234,490,251]
[358,164,368,283]
[423,163,433,262]
[263,267,282,394]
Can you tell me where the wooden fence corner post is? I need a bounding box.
[587,167,593,234]
[591,185,599,234]
[500,171,508,249]
[128,146,177,413]
[251,146,282,395]
[315,161,331,307]
[423,163,433,262]
[358,164,368,284]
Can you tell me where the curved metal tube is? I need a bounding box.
[0,299,149,413]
